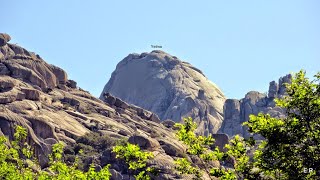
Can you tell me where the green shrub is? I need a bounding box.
[0,126,111,180]
[112,143,156,180]
[174,117,238,180]
[76,132,115,150]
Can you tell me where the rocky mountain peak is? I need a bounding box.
[219,74,292,138]
[100,51,226,135]
[269,74,292,98]
[116,50,182,72]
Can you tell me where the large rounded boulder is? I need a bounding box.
[100,51,226,135]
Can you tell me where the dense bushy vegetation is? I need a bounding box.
[174,117,245,180]
[0,126,111,179]
[69,132,116,170]
[112,143,157,180]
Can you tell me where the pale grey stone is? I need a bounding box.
[100,51,226,135]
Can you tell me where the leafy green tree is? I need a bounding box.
[0,125,111,180]
[244,70,320,179]
[174,117,239,180]
[223,135,260,180]
[0,125,36,179]
[174,118,265,180]
[112,143,155,180]
[174,157,202,179]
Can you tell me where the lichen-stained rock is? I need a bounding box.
[100,50,226,135]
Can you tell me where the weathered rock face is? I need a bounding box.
[100,50,226,135]
[219,74,291,138]
[0,33,11,47]
[211,134,229,152]
[0,34,216,179]
[0,34,64,91]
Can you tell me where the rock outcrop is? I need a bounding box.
[0,33,11,47]
[100,50,226,135]
[0,33,216,179]
[219,74,292,138]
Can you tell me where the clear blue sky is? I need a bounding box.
[2,1,320,99]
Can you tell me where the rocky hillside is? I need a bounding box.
[219,75,291,138]
[100,51,226,136]
[0,33,222,180]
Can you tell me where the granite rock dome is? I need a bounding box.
[100,50,226,135]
